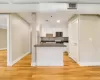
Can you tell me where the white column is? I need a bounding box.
[31,13,37,66]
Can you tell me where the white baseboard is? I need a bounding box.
[31,62,64,66]
[78,62,100,66]
[8,52,30,66]
[31,62,36,66]
[36,62,64,66]
[0,48,7,50]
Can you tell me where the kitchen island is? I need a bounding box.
[34,44,66,66]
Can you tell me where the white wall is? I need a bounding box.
[68,15,100,66]
[9,14,30,65]
[0,14,8,50]
[79,15,100,65]
[41,24,68,37]
[0,29,7,50]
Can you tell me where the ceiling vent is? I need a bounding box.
[67,3,77,9]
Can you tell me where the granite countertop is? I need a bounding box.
[34,43,67,47]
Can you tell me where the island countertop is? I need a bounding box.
[33,43,66,66]
[34,44,66,47]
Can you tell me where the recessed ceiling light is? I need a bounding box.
[57,20,60,23]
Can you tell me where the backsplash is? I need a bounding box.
[41,37,68,43]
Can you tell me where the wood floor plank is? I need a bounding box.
[0,50,7,67]
[0,50,100,80]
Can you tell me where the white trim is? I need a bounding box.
[36,63,64,66]
[68,55,77,62]
[78,62,100,66]
[7,14,11,66]
[8,52,30,66]
[0,48,7,50]
[29,28,31,53]
[29,27,32,53]
[31,62,36,66]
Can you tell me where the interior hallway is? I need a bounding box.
[0,50,100,80]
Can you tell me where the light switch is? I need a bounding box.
[89,38,92,41]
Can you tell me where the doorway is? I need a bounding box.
[0,14,8,67]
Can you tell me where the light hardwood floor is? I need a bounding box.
[0,50,7,67]
[0,50,100,80]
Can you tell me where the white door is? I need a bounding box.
[68,19,79,62]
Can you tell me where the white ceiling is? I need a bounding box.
[37,12,73,25]
[0,12,73,29]
[0,0,100,4]
[0,0,99,28]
